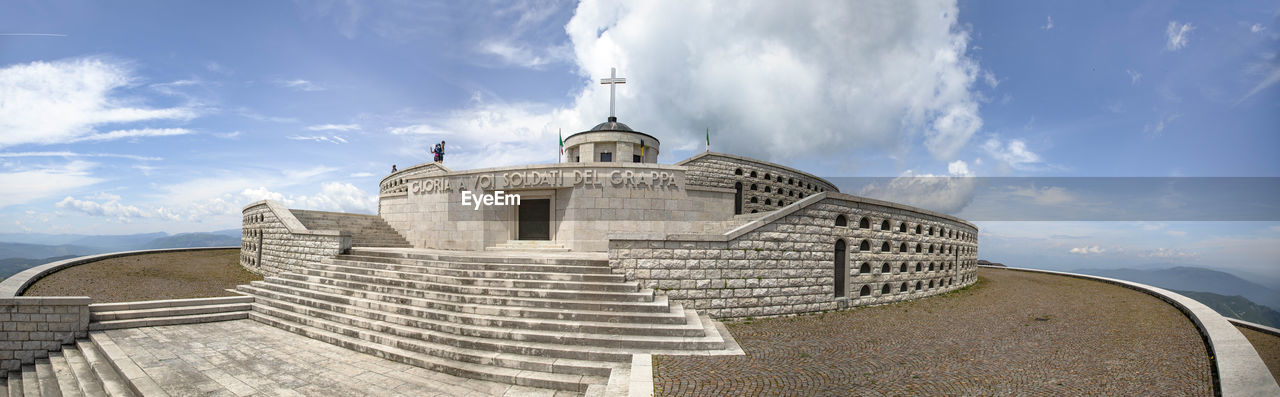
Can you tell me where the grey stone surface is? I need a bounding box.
[986,266,1280,397]
[101,320,561,397]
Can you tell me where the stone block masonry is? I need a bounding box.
[609,192,979,319]
[0,297,91,371]
[242,200,353,277]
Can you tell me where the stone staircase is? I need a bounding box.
[2,337,137,397]
[486,240,570,252]
[89,296,253,331]
[235,248,733,394]
[291,210,413,248]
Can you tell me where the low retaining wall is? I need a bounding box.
[242,200,353,276]
[609,192,979,319]
[0,247,235,372]
[982,265,1280,397]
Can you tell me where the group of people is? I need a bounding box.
[430,140,446,162]
[391,140,448,173]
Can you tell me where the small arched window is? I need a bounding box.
[900,282,909,292]
[899,242,908,253]
[881,241,891,252]
[735,168,744,175]
[881,263,890,273]
[929,262,935,271]
[881,220,890,230]
[899,263,907,272]
[764,186,771,193]
[764,173,771,180]
[751,171,758,178]
[916,225,922,234]
[929,245,935,254]
[881,284,891,294]
[860,262,871,274]
[859,240,870,251]
[899,223,907,233]
[764,199,772,205]
[750,197,758,203]
[916,281,923,290]
[835,215,847,227]
[929,280,935,288]
[915,243,922,253]
[915,262,922,272]
[860,285,871,297]
[751,184,758,190]
[859,217,870,229]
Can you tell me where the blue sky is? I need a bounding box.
[1,1,1277,285]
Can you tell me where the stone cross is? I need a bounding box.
[600,67,626,119]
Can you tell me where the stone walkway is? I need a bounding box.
[102,320,566,397]
[653,267,1214,396]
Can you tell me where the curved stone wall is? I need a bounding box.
[678,152,840,214]
[608,191,978,318]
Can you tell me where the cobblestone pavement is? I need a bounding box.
[104,320,565,397]
[1237,326,1280,382]
[24,249,261,302]
[654,268,1213,396]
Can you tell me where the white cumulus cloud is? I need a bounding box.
[982,137,1042,170]
[856,160,976,214]
[405,1,988,166]
[0,57,197,148]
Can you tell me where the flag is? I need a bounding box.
[705,128,710,152]
[558,128,564,163]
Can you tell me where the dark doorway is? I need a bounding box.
[834,239,846,298]
[517,199,551,240]
[734,182,743,215]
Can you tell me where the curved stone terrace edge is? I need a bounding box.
[0,246,239,298]
[981,265,1280,397]
[675,151,840,192]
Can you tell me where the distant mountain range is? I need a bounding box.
[1172,289,1280,328]
[1073,266,1280,312]
[0,230,241,281]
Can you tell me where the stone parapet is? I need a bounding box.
[0,297,91,371]
[242,200,353,276]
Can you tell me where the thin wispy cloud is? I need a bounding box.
[289,135,348,144]
[1041,16,1054,30]
[277,79,325,91]
[0,152,162,161]
[307,124,360,131]
[1126,69,1142,85]
[1166,21,1194,51]
[0,33,67,37]
[71,128,194,142]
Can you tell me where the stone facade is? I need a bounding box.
[241,200,352,277]
[377,162,734,252]
[678,152,839,215]
[0,297,91,371]
[608,192,978,319]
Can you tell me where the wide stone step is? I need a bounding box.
[325,258,625,282]
[89,296,254,312]
[335,254,614,274]
[309,262,638,292]
[249,298,634,369]
[34,358,62,397]
[91,303,251,321]
[20,366,36,397]
[4,370,17,397]
[75,339,137,397]
[347,249,607,267]
[248,289,720,351]
[247,311,609,392]
[249,296,647,365]
[292,269,653,302]
[89,311,249,331]
[239,283,702,337]
[248,278,685,323]
[46,353,81,397]
[59,347,108,397]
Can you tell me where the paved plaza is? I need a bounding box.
[101,320,567,397]
[653,267,1215,396]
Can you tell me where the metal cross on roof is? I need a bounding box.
[600,67,626,119]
